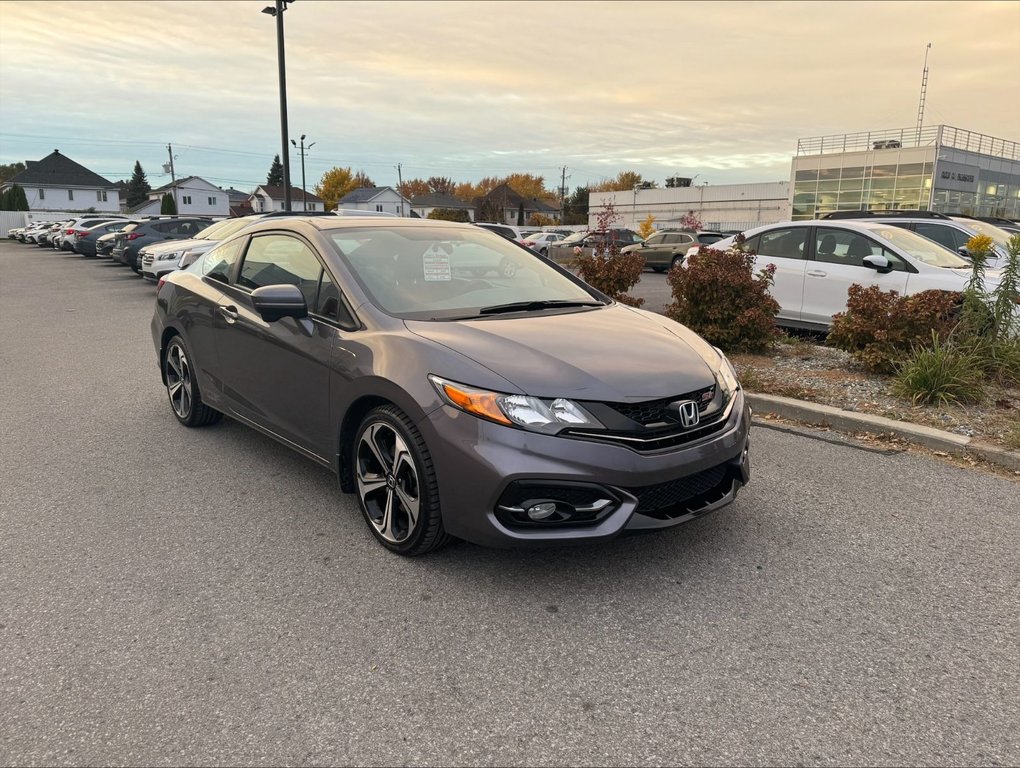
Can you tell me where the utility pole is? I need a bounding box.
[559,166,569,222]
[166,143,177,212]
[291,135,315,210]
[395,163,404,216]
[262,0,292,210]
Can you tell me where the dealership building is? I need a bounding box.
[790,124,1020,220]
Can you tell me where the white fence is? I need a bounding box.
[0,210,75,237]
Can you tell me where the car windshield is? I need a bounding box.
[194,219,235,240]
[327,226,603,320]
[208,217,260,241]
[956,219,1013,251]
[870,226,970,268]
[559,231,588,245]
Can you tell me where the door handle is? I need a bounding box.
[218,305,239,324]
[807,269,827,277]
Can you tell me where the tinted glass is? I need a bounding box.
[698,233,724,244]
[645,233,667,245]
[316,269,341,321]
[756,227,809,260]
[200,238,245,281]
[237,234,323,308]
[327,225,599,320]
[914,223,963,251]
[814,227,882,268]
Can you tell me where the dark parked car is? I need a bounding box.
[76,220,137,258]
[546,228,643,264]
[152,217,750,555]
[112,217,212,271]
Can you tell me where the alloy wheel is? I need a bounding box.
[165,343,193,419]
[356,422,421,544]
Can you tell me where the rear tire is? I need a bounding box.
[671,255,684,271]
[354,405,450,556]
[164,335,221,427]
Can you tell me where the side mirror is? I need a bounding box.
[251,284,308,322]
[957,246,970,257]
[862,254,893,274]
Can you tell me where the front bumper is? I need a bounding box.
[420,389,751,548]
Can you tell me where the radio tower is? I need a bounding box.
[915,43,932,144]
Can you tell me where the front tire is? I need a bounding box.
[354,405,449,556]
[164,335,221,427]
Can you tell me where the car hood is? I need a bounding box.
[142,237,207,255]
[405,305,716,401]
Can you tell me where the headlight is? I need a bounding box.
[429,375,604,434]
[712,346,740,403]
[158,250,182,262]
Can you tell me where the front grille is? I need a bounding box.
[141,253,154,268]
[609,385,715,425]
[626,464,731,520]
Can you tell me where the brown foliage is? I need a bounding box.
[665,247,780,353]
[827,285,961,373]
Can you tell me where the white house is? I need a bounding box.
[249,185,325,213]
[132,176,230,216]
[410,192,475,221]
[338,186,410,216]
[1,149,120,213]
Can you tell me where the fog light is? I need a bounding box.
[526,502,558,521]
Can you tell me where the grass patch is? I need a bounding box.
[892,335,985,406]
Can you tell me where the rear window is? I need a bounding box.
[121,223,140,233]
[698,233,725,244]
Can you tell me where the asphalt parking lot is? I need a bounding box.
[1,241,1018,766]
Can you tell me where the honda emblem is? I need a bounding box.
[668,399,700,428]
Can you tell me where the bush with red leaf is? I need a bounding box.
[573,200,644,307]
[827,285,961,373]
[665,245,780,352]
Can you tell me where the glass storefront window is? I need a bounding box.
[839,178,865,191]
[818,168,840,180]
[817,180,841,192]
[870,178,896,191]
[872,165,898,178]
[838,190,864,205]
[793,182,817,196]
[894,175,923,189]
[840,166,865,179]
[795,169,818,181]
[897,163,924,175]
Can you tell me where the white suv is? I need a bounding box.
[474,222,527,245]
[710,220,1001,331]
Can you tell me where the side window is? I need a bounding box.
[914,223,965,251]
[315,269,356,328]
[813,227,880,267]
[646,233,666,246]
[678,234,695,244]
[661,234,680,245]
[237,234,322,308]
[756,227,808,260]
[201,238,245,282]
[151,222,170,234]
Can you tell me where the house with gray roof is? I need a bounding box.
[410,192,475,221]
[473,182,560,225]
[249,184,326,213]
[1,149,120,212]
[338,186,410,216]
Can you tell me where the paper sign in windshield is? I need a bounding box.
[422,245,452,281]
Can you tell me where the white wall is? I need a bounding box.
[589,181,791,231]
[341,190,409,216]
[149,179,228,216]
[19,186,121,213]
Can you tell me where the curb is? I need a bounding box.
[745,392,1020,473]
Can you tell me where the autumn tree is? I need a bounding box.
[590,171,648,192]
[638,214,657,239]
[504,173,552,202]
[315,167,376,210]
[426,176,457,195]
[399,178,431,200]
[266,154,284,186]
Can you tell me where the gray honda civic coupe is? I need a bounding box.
[151,216,751,555]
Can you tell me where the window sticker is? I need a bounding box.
[422,243,452,281]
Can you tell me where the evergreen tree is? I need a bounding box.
[267,154,284,186]
[0,187,10,211]
[125,161,151,208]
[160,193,178,215]
[7,184,29,211]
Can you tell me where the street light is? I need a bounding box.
[263,1,292,211]
[291,134,315,211]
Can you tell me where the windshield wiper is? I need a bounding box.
[478,299,605,316]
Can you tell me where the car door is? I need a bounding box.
[744,226,810,324]
[211,232,336,459]
[800,226,910,326]
[638,233,668,266]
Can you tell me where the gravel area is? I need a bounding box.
[731,339,1020,450]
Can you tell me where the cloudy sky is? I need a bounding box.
[1,1,1017,194]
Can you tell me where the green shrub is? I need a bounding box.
[827,285,960,374]
[892,333,985,406]
[665,246,780,353]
